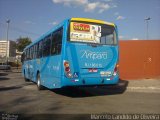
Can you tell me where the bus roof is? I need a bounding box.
[71,18,115,27]
[24,17,115,51]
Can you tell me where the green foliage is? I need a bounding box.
[16,37,32,52]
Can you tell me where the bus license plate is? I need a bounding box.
[88,68,98,72]
[100,71,112,76]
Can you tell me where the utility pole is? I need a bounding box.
[5,19,10,67]
[144,17,151,40]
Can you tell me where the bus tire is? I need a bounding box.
[37,73,43,90]
[24,71,29,82]
[24,77,30,82]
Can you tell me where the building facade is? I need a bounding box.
[0,40,16,58]
[119,40,160,79]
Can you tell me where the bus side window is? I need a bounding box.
[42,39,46,57]
[35,43,38,59]
[29,47,32,60]
[33,45,36,59]
[31,46,33,60]
[31,47,33,59]
[43,35,51,57]
[28,48,30,60]
[51,33,56,55]
[51,28,63,55]
[39,41,43,58]
[26,49,28,60]
[56,29,63,54]
[37,42,40,58]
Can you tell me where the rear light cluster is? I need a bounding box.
[113,63,119,76]
[64,60,72,78]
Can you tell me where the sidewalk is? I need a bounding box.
[118,78,160,93]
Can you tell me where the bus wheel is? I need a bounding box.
[24,72,29,82]
[24,77,30,82]
[37,73,43,90]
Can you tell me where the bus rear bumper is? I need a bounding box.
[62,75,119,87]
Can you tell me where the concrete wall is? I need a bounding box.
[119,40,160,80]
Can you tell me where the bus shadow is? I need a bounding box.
[0,86,22,91]
[51,79,129,98]
[0,73,10,81]
[0,72,8,76]
[0,77,10,81]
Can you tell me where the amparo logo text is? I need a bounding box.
[81,50,107,60]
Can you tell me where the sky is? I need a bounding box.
[0,0,160,41]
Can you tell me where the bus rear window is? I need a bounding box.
[69,22,117,45]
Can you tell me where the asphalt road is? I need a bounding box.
[0,71,160,119]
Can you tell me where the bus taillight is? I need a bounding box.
[113,64,119,76]
[64,61,69,67]
[64,60,72,78]
[65,67,70,72]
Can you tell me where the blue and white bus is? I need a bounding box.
[21,18,119,90]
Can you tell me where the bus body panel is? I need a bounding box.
[61,43,119,87]
[23,57,63,89]
[40,55,62,88]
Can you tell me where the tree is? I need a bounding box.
[16,37,32,52]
